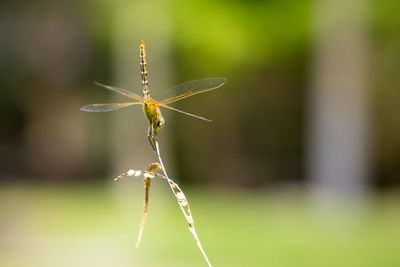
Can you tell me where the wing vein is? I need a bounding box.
[94,82,144,102]
[155,101,212,122]
[80,102,141,112]
[159,77,227,105]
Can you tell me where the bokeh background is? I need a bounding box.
[1,0,400,266]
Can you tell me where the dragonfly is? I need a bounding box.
[81,41,227,150]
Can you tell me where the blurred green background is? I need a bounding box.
[1,0,400,266]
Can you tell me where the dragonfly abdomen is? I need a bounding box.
[140,41,149,99]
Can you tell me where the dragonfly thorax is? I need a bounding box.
[144,100,164,132]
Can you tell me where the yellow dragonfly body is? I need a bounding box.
[81,41,227,149]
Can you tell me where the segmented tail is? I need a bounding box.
[140,41,150,99]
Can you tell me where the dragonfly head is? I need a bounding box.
[154,116,165,132]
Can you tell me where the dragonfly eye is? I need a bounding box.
[156,117,165,129]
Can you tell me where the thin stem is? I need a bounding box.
[154,140,212,267]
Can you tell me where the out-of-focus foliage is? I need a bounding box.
[171,0,310,73]
[1,1,400,266]
[371,0,400,186]
[0,0,399,186]
[168,0,311,186]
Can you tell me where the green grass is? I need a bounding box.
[0,183,399,267]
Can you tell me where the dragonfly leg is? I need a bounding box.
[147,126,157,151]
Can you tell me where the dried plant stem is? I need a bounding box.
[114,143,213,267]
[114,168,154,248]
[154,140,212,267]
[136,177,151,247]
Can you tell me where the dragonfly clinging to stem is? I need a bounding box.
[81,41,227,149]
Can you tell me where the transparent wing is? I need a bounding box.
[80,102,141,112]
[94,82,144,102]
[158,77,227,105]
[155,101,212,122]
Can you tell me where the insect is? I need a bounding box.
[81,41,227,150]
